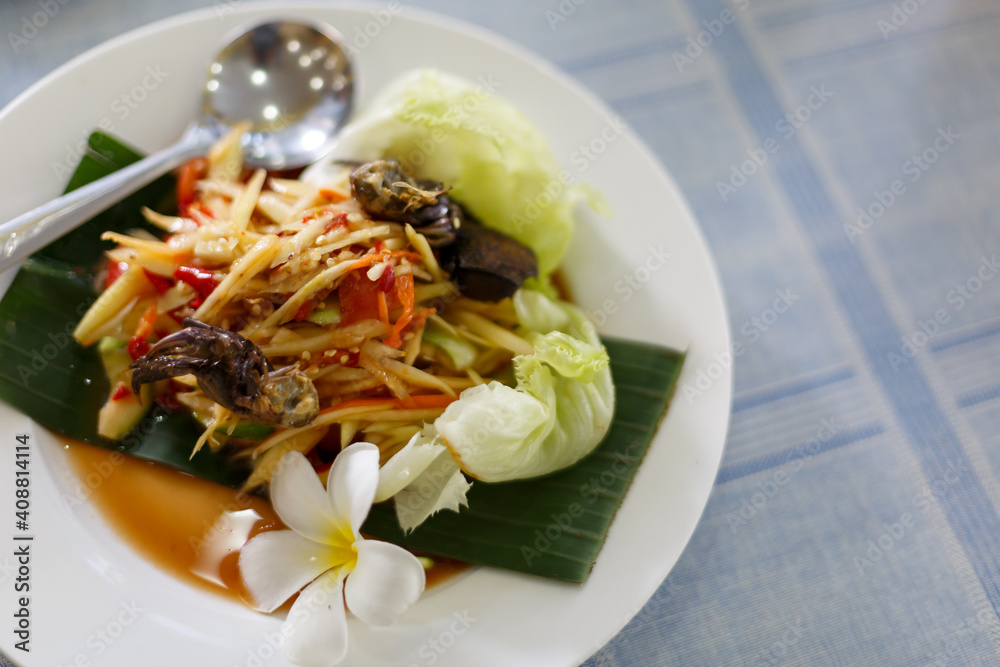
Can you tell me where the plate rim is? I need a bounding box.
[0,3,733,666]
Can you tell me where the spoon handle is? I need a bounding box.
[0,124,216,272]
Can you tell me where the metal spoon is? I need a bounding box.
[0,19,353,270]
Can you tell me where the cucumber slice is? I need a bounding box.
[96,337,153,440]
[423,322,478,370]
[306,304,342,326]
[98,336,131,381]
[214,421,274,441]
[98,381,152,440]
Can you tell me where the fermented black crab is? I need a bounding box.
[349,158,461,248]
[439,222,538,302]
[129,319,319,428]
[349,159,538,300]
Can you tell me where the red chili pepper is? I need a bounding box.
[111,384,133,401]
[142,269,174,294]
[127,337,150,360]
[155,393,183,412]
[378,263,396,293]
[173,265,219,298]
[105,261,130,289]
[188,200,215,220]
[324,212,350,233]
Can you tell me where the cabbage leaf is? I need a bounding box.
[307,69,607,277]
[435,288,614,482]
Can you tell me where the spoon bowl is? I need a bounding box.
[0,19,354,269]
[207,20,353,170]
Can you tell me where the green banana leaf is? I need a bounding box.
[363,337,684,582]
[0,132,244,486]
[0,131,685,582]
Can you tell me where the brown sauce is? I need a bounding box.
[63,439,466,609]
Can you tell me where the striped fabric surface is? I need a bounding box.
[3,0,1000,665]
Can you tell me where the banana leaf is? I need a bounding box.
[0,132,685,581]
[363,338,684,582]
[0,132,244,486]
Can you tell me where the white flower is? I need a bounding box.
[375,425,472,533]
[239,443,425,666]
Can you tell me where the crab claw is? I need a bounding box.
[129,319,319,429]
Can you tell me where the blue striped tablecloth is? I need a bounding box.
[4,0,1000,665]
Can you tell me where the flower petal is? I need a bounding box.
[395,457,471,533]
[281,569,349,667]
[238,530,340,613]
[270,451,339,545]
[344,540,425,626]
[327,442,380,536]
[375,429,442,502]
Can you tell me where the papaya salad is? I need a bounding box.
[70,69,615,666]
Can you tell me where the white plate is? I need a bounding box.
[0,4,731,666]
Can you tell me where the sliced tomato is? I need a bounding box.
[378,263,396,293]
[142,269,173,294]
[338,270,382,325]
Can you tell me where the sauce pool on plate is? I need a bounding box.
[63,438,465,606]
